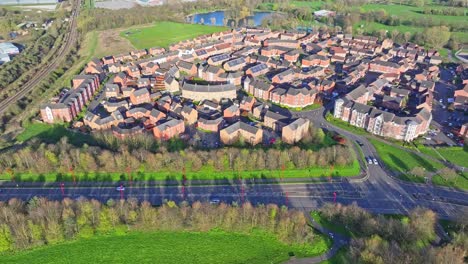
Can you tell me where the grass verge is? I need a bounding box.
[0,160,360,182]
[121,21,228,49]
[368,138,444,174]
[0,230,330,264]
[431,172,468,191]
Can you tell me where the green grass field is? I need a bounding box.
[357,22,468,43]
[432,147,468,167]
[432,172,468,191]
[417,145,468,167]
[121,21,228,49]
[357,4,468,43]
[82,0,95,9]
[0,231,330,264]
[291,0,324,10]
[0,159,360,182]
[360,4,468,26]
[16,123,96,146]
[368,138,444,181]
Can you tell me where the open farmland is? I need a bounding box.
[121,21,228,49]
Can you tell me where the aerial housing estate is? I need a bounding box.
[40,27,441,144]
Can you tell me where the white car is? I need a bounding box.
[367,158,373,164]
[439,99,443,103]
[373,158,378,165]
[116,186,125,191]
[210,198,220,205]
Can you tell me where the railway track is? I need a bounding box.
[0,0,81,115]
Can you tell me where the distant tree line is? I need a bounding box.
[0,135,355,177]
[319,203,468,264]
[0,198,316,252]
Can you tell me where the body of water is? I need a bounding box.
[188,11,276,27]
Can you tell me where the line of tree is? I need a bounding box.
[0,135,355,177]
[0,14,68,96]
[319,203,468,264]
[0,197,316,253]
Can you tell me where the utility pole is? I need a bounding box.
[69,166,76,186]
[120,184,124,200]
[6,168,14,182]
[182,167,187,200]
[285,191,289,207]
[281,164,285,182]
[126,166,132,187]
[60,183,65,197]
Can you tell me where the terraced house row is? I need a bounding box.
[40,26,443,144]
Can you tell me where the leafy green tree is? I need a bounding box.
[425,26,451,49]
[0,224,13,252]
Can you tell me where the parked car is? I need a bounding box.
[373,158,378,165]
[116,186,125,191]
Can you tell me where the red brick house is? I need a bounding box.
[284,49,300,63]
[245,78,273,101]
[127,65,141,79]
[129,88,151,105]
[272,69,295,84]
[302,54,330,68]
[177,60,197,76]
[197,117,224,132]
[223,104,240,123]
[245,63,269,77]
[102,56,114,65]
[369,60,401,74]
[153,119,185,140]
[148,47,165,56]
[239,96,256,112]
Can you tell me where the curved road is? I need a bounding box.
[0,0,80,115]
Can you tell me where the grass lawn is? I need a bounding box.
[0,160,361,182]
[431,172,468,191]
[355,4,468,44]
[417,145,468,167]
[82,0,94,9]
[360,4,468,26]
[325,115,368,136]
[290,0,324,10]
[310,211,355,237]
[433,147,468,167]
[16,123,97,146]
[368,138,444,178]
[0,231,330,264]
[356,21,468,43]
[121,21,228,49]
